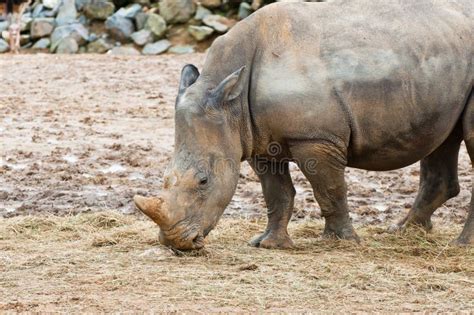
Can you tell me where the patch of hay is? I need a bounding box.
[0,212,472,312]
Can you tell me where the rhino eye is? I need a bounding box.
[199,177,208,186]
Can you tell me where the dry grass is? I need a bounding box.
[0,212,473,312]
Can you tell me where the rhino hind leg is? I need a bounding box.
[389,121,463,233]
[248,159,296,249]
[291,143,360,242]
[456,88,474,245]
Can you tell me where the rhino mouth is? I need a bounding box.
[160,221,205,250]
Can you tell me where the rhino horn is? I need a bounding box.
[133,195,170,226]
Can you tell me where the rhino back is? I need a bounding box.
[243,0,473,170]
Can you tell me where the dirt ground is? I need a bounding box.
[1,54,472,224]
[0,54,473,312]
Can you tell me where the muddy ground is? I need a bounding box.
[0,54,473,312]
[0,54,471,226]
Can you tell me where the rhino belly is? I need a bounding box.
[344,79,468,171]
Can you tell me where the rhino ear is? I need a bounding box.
[179,64,200,93]
[212,66,246,103]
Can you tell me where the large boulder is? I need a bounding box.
[194,5,211,21]
[43,0,61,9]
[0,21,8,33]
[134,12,148,30]
[203,14,235,33]
[105,15,135,42]
[50,23,89,51]
[20,15,33,32]
[83,0,115,20]
[159,0,195,24]
[238,2,252,20]
[0,39,8,53]
[130,29,153,46]
[32,38,51,49]
[30,18,55,38]
[87,38,112,53]
[75,0,88,11]
[142,39,171,55]
[108,45,141,55]
[168,44,194,54]
[32,4,44,18]
[188,25,213,41]
[200,0,221,9]
[20,35,31,46]
[56,0,77,26]
[144,13,166,38]
[56,36,79,53]
[115,3,142,19]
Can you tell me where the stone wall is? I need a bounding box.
[0,0,321,54]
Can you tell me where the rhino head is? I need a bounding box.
[134,64,247,250]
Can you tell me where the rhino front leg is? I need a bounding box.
[291,143,359,242]
[248,159,295,249]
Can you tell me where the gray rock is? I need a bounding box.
[32,37,51,49]
[168,44,194,54]
[43,9,57,18]
[144,13,166,38]
[134,12,148,30]
[22,42,33,49]
[194,5,211,21]
[30,18,55,39]
[131,29,153,46]
[159,0,195,24]
[0,190,8,200]
[200,0,221,9]
[87,38,112,53]
[20,35,31,46]
[20,15,33,32]
[238,2,252,20]
[50,23,89,51]
[0,39,8,53]
[84,0,115,20]
[56,36,79,53]
[105,15,135,42]
[116,4,142,19]
[108,45,141,55]
[142,39,171,55]
[56,0,77,26]
[43,0,61,9]
[0,21,9,33]
[88,32,98,42]
[78,14,88,24]
[75,0,88,11]
[32,4,45,18]
[203,14,232,33]
[188,25,213,41]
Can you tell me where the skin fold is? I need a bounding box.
[135,0,474,249]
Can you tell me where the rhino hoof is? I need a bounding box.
[387,223,403,234]
[323,225,360,243]
[249,232,294,249]
[388,218,433,234]
[451,237,473,247]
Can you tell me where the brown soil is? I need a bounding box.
[1,54,471,224]
[0,54,472,312]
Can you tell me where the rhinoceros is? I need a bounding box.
[134,0,473,250]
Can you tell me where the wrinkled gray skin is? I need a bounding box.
[135,0,474,250]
